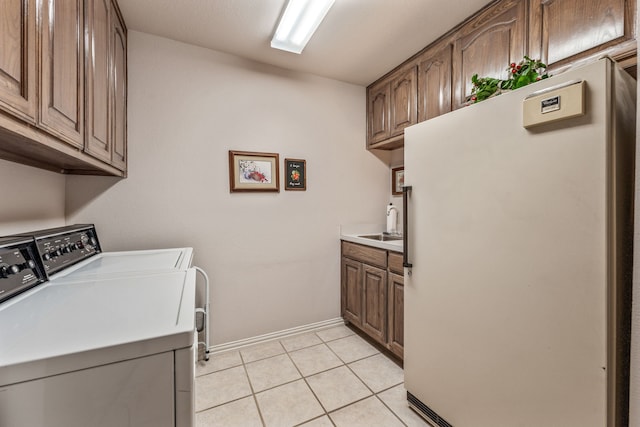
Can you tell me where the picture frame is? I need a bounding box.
[228,150,280,192]
[391,166,404,196]
[284,158,306,191]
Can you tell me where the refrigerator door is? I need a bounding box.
[404,58,633,426]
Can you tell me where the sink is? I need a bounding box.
[358,234,403,242]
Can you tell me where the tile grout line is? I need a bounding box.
[239,348,269,427]
[316,331,412,426]
[375,393,410,427]
[195,326,418,426]
[308,330,378,423]
[284,331,338,426]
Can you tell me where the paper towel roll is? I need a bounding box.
[387,204,398,234]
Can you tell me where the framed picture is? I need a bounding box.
[228,150,280,192]
[284,158,306,191]
[391,166,404,196]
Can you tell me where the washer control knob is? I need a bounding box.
[62,245,72,254]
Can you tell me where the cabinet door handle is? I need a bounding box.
[403,185,412,268]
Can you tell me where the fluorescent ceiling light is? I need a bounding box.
[271,0,335,54]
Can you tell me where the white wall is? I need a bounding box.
[0,159,66,235]
[388,148,404,233]
[66,32,391,344]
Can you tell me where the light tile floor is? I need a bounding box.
[195,325,429,427]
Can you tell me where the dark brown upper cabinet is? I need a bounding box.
[39,0,85,149]
[85,0,127,172]
[417,43,453,122]
[389,67,418,139]
[452,0,527,109]
[366,0,636,150]
[0,0,127,176]
[529,0,636,72]
[85,0,112,163]
[110,3,128,172]
[0,0,37,124]
[367,66,417,150]
[367,75,390,146]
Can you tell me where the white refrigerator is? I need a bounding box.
[403,57,635,427]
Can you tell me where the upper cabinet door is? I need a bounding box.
[452,0,526,108]
[529,0,635,70]
[85,0,111,163]
[418,44,453,122]
[389,66,417,137]
[0,0,37,123]
[39,0,84,148]
[111,4,127,172]
[367,66,417,148]
[367,79,391,146]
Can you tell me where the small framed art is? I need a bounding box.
[392,166,404,196]
[284,158,306,191]
[228,150,280,192]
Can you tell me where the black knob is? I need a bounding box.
[62,246,72,254]
[54,249,62,257]
[1,264,21,277]
[43,253,52,261]
[23,260,36,270]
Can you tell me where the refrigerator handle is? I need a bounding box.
[403,185,413,268]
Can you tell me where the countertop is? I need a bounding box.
[339,224,403,253]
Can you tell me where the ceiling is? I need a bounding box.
[116,0,493,86]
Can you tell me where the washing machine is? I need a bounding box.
[0,224,207,427]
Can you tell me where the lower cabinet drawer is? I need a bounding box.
[388,251,403,275]
[342,241,387,268]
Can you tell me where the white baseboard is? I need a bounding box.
[208,317,345,354]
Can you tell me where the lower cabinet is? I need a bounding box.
[341,257,363,327]
[361,264,387,344]
[341,241,404,358]
[387,272,404,359]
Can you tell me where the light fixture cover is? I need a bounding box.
[271,0,335,54]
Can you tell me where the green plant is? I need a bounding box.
[470,56,549,103]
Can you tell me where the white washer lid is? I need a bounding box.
[50,248,193,280]
[0,269,196,386]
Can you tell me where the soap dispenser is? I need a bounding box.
[386,203,398,235]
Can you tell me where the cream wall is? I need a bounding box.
[0,159,66,235]
[389,148,404,233]
[65,32,391,344]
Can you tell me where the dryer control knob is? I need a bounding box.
[1,264,21,277]
[22,260,36,270]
